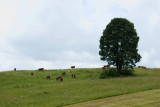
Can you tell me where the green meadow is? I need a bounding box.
[66,89,160,107]
[0,68,160,107]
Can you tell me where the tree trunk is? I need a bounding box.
[116,63,122,73]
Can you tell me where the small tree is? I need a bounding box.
[99,18,141,73]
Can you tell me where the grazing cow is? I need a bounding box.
[104,65,110,68]
[138,66,146,69]
[46,75,50,79]
[31,72,34,76]
[38,68,44,71]
[138,66,142,68]
[56,76,61,80]
[59,77,63,82]
[62,72,65,75]
[56,76,63,81]
[102,67,106,69]
[72,74,75,78]
[14,68,16,71]
[71,66,75,69]
[142,66,146,69]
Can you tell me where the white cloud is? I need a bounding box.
[138,47,160,68]
[0,0,17,33]
[0,0,160,71]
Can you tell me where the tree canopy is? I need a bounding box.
[99,18,141,72]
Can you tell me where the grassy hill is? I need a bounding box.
[66,89,160,107]
[0,68,160,107]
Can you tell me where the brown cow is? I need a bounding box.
[71,66,75,69]
[138,66,146,69]
[38,68,44,71]
[62,72,65,75]
[104,65,110,68]
[59,77,63,81]
[46,75,50,79]
[102,67,106,69]
[56,76,61,80]
[138,66,142,68]
[31,72,34,76]
[142,66,146,69]
[72,74,75,78]
[56,76,63,81]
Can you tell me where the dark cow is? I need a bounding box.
[102,67,106,69]
[38,68,44,71]
[72,74,75,78]
[14,68,16,71]
[142,66,146,69]
[59,77,63,81]
[56,76,63,81]
[56,76,61,80]
[31,72,34,76]
[71,66,75,69]
[46,75,50,79]
[104,65,110,68]
[138,66,146,69]
[62,72,65,75]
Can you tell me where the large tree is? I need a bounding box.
[99,18,141,72]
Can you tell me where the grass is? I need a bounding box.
[0,68,160,107]
[65,89,160,107]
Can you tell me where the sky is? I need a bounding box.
[0,0,160,71]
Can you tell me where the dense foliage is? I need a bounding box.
[100,68,134,79]
[99,18,141,72]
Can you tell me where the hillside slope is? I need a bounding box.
[0,68,160,107]
[66,89,160,107]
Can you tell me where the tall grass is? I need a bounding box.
[0,68,160,107]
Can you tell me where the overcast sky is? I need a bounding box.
[0,0,160,71]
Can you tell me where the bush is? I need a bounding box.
[100,68,134,79]
[100,69,109,79]
[120,68,134,76]
[100,68,120,79]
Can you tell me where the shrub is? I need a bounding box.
[100,68,120,79]
[100,68,134,79]
[120,68,134,76]
[100,69,109,79]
